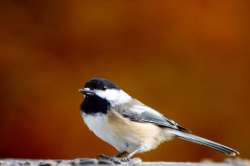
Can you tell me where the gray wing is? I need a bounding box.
[115,99,190,132]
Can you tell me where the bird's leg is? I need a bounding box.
[101,151,128,164]
[98,148,143,163]
[120,147,144,162]
[98,152,128,164]
[115,151,128,158]
[97,154,121,164]
[98,151,127,160]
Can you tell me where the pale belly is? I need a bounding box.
[83,113,130,152]
[82,111,174,153]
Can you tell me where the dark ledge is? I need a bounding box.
[0,158,249,166]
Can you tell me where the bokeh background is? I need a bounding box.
[0,0,249,161]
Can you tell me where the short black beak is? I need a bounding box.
[79,88,94,95]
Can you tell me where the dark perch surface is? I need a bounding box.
[0,158,249,166]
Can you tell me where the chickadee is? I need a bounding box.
[79,78,239,160]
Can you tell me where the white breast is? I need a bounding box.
[82,113,127,151]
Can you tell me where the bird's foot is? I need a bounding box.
[97,154,122,164]
[119,157,142,164]
[97,154,142,165]
[97,154,111,160]
[119,157,130,162]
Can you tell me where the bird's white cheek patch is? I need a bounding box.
[95,89,131,105]
[95,89,118,101]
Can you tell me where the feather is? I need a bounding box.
[168,130,239,156]
[114,99,190,132]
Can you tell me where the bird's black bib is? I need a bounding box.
[81,95,110,114]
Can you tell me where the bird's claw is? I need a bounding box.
[98,154,135,164]
[97,154,111,160]
[97,154,123,164]
[120,157,130,162]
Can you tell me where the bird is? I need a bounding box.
[79,77,239,161]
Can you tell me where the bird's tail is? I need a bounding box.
[168,130,239,156]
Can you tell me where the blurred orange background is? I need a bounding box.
[0,0,249,161]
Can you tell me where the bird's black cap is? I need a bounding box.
[84,77,119,90]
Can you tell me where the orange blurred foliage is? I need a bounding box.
[0,0,249,161]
